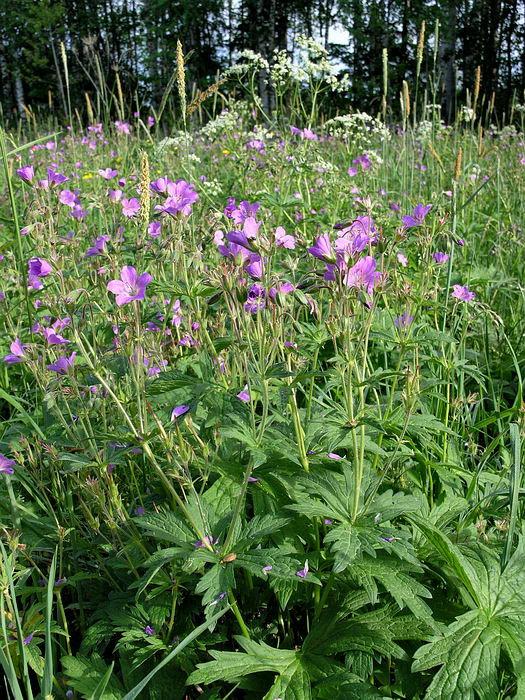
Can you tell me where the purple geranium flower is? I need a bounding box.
[308,233,335,263]
[0,455,16,475]
[274,226,295,249]
[121,198,140,218]
[394,312,414,327]
[28,257,52,291]
[296,560,309,578]
[47,168,69,187]
[245,258,263,280]
[402,204,432,228]
[343,256,380,294]
[171,405,190,420]
[47,352,76,374]
[148,221,161,238]
[144,625,155,636]
[194,535,218,549]
[86,235,110,257]
[433,251,450,263]
[107,266,152,306]
[452,284,476,302]
[237,387,250,403]
[3,338,27,365]
[98,168,118,180]
[59,189,78,207]
[155,180,198,217]
[17,165,34,183]
[231,200,260,225]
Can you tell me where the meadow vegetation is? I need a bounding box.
[1,38,525,699]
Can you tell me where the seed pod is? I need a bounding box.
[221,553,237,563]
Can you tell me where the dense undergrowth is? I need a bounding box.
[1,76,525,699]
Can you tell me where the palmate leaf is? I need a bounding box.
[323,524,362,572]
[136,511,195,546]
[263,657,311,700]
[195,563,235,605]
[348,555,435,625]
[412,612,501,700]
[411,527,525,697]
[188,638,341,699]
[187,636,297,685]
[61,654,125,700]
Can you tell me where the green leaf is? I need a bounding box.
[136,511,195,545]
[195,563,235,605]
[412,612,500,700]
[408,515,480,605]
[123,605,229,700]
[324,524,361,573]
[61,654,125,700]
[263,657,311,700]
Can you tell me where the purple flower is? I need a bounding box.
[86,235,110,257]
[262,565,273,575]
[134,506,145,516]
[144,625,155,636]
[115,120,131,135]
[452,284,476,302]
[109,189,123,202]
[328,452,343,460]
[237,387,250,403]
[402,204,432,228]
[194,535,218,549]
[274,226,295,249]
[171,405,190,420]
[155,180,198,217]
[433,252,450,263]
[245,258,263,280]
[17,165,34,183]
[308,233,335,263]
[0,455,16,475]
[121,198,140,218]
[148,221,161,238]
[397,254,408,267]
[23,633,33,645]
[107,266,152,306]
[98,168,118,180]
[59,189,78,207]
[47,352,76,375]
[231,200,260,225]
[296,561,309,579]
[343,256,380,294]
[394,312,414,327]
[3,338,27,365]
[226,230,256,252]
[47,168,69,187]
[28,257,52,291]
[150,176,171,194]
[302,128,317,140]
[324,519,333,525]
[335,217,376,255]
[43,327,70,345]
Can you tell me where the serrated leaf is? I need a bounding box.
[61,654,125,700]
[195,563,235,605]
[136,511,195,545]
